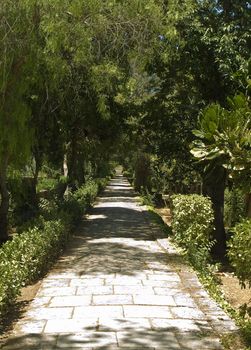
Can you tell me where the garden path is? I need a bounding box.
[1,175,237,349]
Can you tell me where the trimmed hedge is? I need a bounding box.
[0,177,108,316]
[228,219,251,288]
[0,219,67,314]
[171,194,215,267]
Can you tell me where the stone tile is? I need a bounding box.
[93,295,133,305]
[70,279,105,287]
[117,331,180,349]
[46,272,79,279]
[147,263,172,271]
[191,289,209,298]
[29,297,51,308]
[133,294,176,306]
[114,286,154,295]
[26,307,73,320]
[171,307,206,320]
[73,306,123,318]
[147,274,181,282]
[154,287,184,296]
[173,294,197,307]
[116,272,148,279]
[56,332,117,348]
[210,319,238,333]
[123,305,172,318]
[49,296,92,307]
[41,280,70,288]
[150,318,201,332]
[143,280,182,288]
[16,320,46,334]
[112,347,154,350]
[105,277,142,286]
[1,334,57,350]
[80,273,117,279]
[195,320,213,332]
[176,333,224,349]
[44,319,98,333]
[77,285,113,295]
[37,287,77,297]
[98,318,151,331]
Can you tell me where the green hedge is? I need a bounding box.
[171,194,215,267]
[228,219,251,288]
[0,219,67,314]
[0,177,108,316]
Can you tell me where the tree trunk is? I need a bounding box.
[134,152,151,192]
[202,166,227,259]
[245,193,251,218]
[68,129,78,192]
[31,153,41,210]
[0,155,10,243]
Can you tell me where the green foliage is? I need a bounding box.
[150,204,251,349]
[0,218,67,315]
[224,188,246,228]
[0,176,107,316]
[191,94,251,189]
[171,194,215,268]
[228,219,251,288]
[0,0,35,166]
[37,177,58,193]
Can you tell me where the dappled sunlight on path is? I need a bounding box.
[1,175,237,349]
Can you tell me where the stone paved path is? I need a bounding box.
[1,175,237,349]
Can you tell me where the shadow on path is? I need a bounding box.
[0,175,233,350]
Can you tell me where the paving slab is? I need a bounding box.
[1,175,238,350]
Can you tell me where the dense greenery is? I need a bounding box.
[171,194,215,268]
[228,219,251,288]
[0,177,107,316]
[0,0,251,341]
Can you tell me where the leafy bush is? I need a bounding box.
[0,218,67,315]
[224,188,246,228]
[37,177,58,192]
[0,177,108,316]
[60,179,101,224]
[73,180,99,206]
[171,194,215,267]
[227,219,251,288]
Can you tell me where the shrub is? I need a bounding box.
[37,177,58,192]
[0,176,108,316]
[224,188,246,228]
[73,180,99,206]
[227,219,251,288]
[171,194,215,267]
[0,219,67,315]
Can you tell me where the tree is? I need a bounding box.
[191,92,251,256]
[0,1,36,241]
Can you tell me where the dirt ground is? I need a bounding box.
[219,273,251,311]
[0,281,41,344]
[156,208,251,316]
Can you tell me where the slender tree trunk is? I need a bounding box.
[57,153,69,198]
[68,128,78,191]
[245,193,251,218]
[0,155,10,243]
[134,152,151,192]
[202,167,227,259]
[30,153,41,210]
